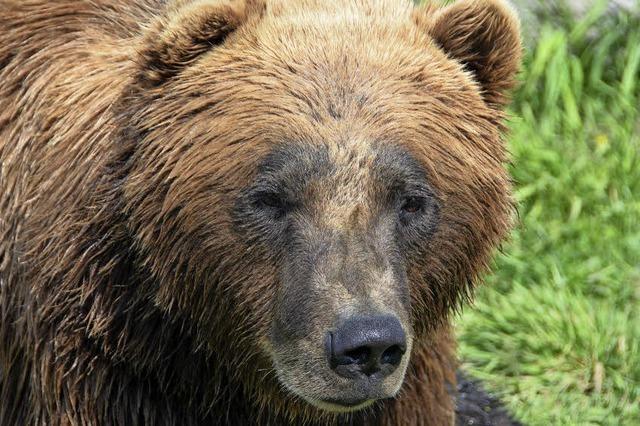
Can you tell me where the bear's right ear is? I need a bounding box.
[136,0,263,88]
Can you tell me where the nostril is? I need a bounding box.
[344,347,370,365]
[381,344,404,366]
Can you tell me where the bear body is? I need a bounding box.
[0,0,520,424]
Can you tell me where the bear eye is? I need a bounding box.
[259,193,283,208]
[255,192,291,217]
[400,196,423,215]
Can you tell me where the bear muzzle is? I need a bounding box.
[270,310,413,413]
[315,314,408,410]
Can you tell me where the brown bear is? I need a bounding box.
[0,0,521,424]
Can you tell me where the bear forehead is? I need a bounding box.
[177,24,488,145]
[177,0,485,121]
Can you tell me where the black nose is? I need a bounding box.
[327,315,407,379]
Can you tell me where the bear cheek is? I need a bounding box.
[269,252,333,354]
[407,176,513,336]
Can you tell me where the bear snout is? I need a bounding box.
[326,314,407,380]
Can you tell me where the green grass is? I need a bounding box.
[456,7,640,426]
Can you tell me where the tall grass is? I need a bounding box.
[456,7,640,425]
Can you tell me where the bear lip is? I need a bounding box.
[308,397,375,413]
[321,397,370,407]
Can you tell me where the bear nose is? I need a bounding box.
[327,315,406,379]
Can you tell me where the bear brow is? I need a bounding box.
[254,143,334,189]
[372,145,432,191]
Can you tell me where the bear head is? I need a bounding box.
[118,0,521,416]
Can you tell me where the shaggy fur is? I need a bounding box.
[0,0,521,424]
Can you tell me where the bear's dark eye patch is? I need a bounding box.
[257,192,285,209]
[252,190,294,218]
[372,145,440,237]
[233,143,332,235]
[397,193,437,229]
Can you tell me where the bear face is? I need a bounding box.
[234,142,439,410]
[119,0,520,415]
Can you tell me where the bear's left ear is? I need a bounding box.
[414,0,522,109]
[136,0,264,88]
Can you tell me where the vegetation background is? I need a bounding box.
[452,1,640,424]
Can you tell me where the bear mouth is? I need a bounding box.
[309,397,375,413]
[322,397,370,407]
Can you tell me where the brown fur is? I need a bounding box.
[0,0,521,424]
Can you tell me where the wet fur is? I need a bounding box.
[0,0,521,424]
